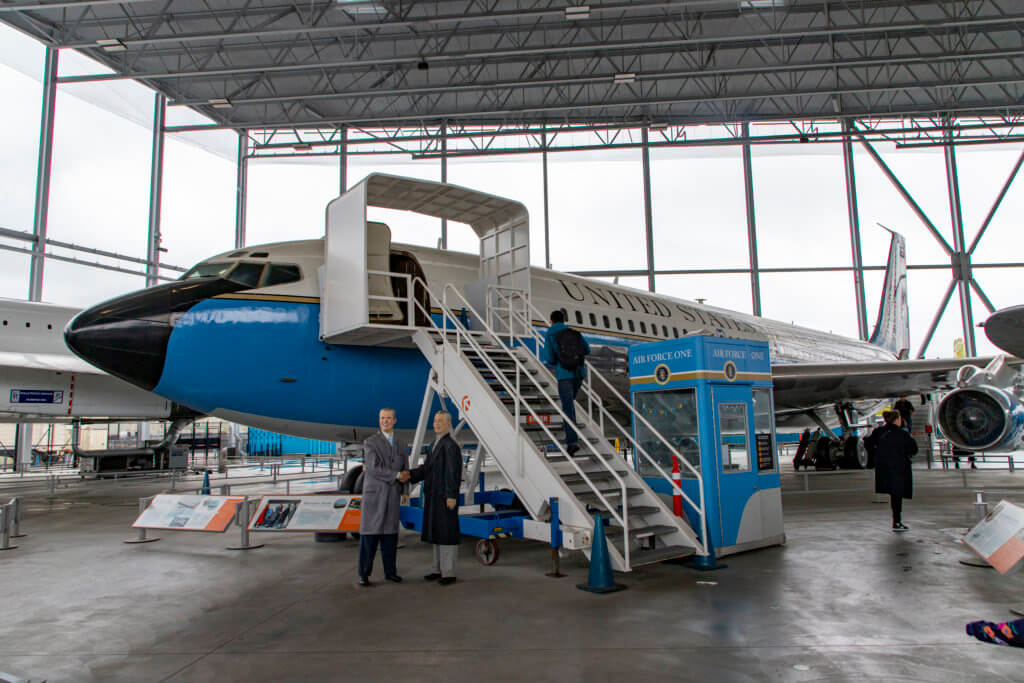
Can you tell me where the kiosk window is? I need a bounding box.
[752,387,776,472]
[719,403,750,473]
[634,389,700,479]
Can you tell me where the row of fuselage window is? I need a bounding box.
[568,309,686,339]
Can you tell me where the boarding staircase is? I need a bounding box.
[318,173,707,572]
[407,282,707,572]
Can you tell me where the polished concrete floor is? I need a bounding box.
[1,467,1024,682]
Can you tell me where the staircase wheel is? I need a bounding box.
[475,538,500,566]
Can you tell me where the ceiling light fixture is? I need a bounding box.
[613,73,637,84]
[208,98,232,108]
[565,5,590,19]
[95,38,127,52]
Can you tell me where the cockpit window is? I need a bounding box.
[230,262,265,287]
[262,264,302,287]
[181,262,234,280]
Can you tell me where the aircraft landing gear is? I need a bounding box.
[841,435,869,469]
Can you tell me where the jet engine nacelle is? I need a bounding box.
[937,356,1024,452]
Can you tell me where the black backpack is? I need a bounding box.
[555,328,587,371]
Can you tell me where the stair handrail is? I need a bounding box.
[403,276,631,562]
[500,291,707,554]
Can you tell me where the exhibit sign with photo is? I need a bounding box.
[133,494,245,532]
[963,500,1024,574]
[249,495,362,532]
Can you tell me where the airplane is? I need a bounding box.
[0,298,197,424]
[36,174,1016,471]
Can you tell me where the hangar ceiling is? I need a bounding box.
[2,0,1024,132]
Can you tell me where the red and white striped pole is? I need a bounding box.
[672,455,683,518]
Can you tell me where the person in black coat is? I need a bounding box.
[409,411,463,585]
[865,410,918,532]
[793,428,812,471]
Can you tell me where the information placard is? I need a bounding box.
[133,494,244,532]
[249,495,362,532]
[963,500,1024,574]
[755,433,774,471]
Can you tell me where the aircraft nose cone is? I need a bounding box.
[65,276,254,391]
[65,291,176,391]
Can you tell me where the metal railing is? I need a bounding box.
[489,286,708,556]
[395,275,635,566]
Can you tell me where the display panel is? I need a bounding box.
[752,387,776,472]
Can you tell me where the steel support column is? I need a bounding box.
[29,46,59,302]
[741,122,761,316]
[440,122,448,249]
[542,129,551,269]
[842,120,869,339]
[145,93,166,286]
[14,424,32,473]
[641,127,655,293]
[944,124,976,356]
[234,130,248,249]
[339,126,347,194]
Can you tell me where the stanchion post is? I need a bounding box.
[0,503,17,551]
[227,496,264,551]
[124,496,160,544]
[273,464,279,484]
[974,490,989,522]
[546,496,566,578]
[286,479,291,494]
[9,498,25,538]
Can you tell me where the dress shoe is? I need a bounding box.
[566,444,580,456]
[438,576,457,586]
[358,576,373,587]
[385,574,403,583]
[423,572,442,581]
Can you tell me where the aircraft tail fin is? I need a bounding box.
[869,227,911,359]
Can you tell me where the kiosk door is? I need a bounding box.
[712,385,759,547]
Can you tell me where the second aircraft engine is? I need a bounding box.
[937,356,1024,452]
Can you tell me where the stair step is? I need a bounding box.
[596,505,660,519]
[560,471,616,484]
[576,487,643,502]
[628,545,695,567]
[605,524,678,539]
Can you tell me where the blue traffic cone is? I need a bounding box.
[577,514,627,594]
[200,471,211,495]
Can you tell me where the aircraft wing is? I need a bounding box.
[0,298,176,422]
[770,356,1022,410]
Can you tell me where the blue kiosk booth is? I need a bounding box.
[629,335,785,559]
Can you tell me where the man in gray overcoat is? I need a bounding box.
[358,407,409,587]
[409,411,463,585]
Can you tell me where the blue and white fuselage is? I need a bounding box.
[65,238,894,442]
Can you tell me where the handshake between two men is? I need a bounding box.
[398,469,456,509]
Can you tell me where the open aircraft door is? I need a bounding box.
[320,174,530,346]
